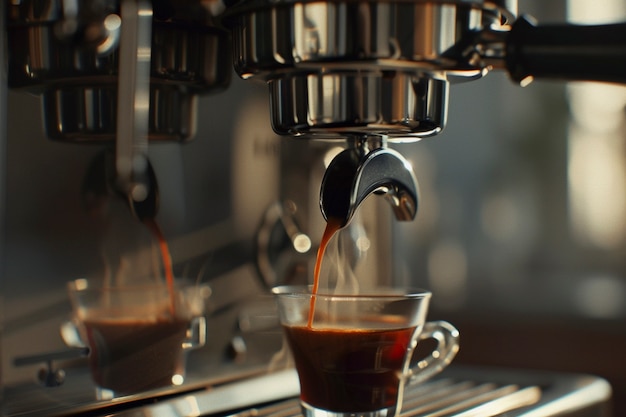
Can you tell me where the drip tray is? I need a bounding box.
[217,378,542,417]
[4,365,612,416]
[110,365,611,417]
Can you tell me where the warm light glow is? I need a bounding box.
[138,9,153,17]
[182,394,202,415]
[566,0,626,249]
[172,374,185,386]
[568,127,626,248]
[74,278,89,291]
[567,0,626,24]
[567,83,626,248]
[137,46,152,60]
[104,14,122,31]
[293,233,312,253]
[569,83,626,133]
[356,235,371,252]
[519,75,534,88]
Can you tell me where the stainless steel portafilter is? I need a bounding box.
[222,0,626,227]
[7,0,231,143]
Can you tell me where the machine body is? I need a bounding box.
[2,1,626,416]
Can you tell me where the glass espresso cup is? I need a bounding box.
[66,279,206,398]
[273,286,459,417]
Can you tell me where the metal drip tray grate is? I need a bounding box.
[225,376,541,417]
[400,378,541,416]
[215,366,611,417]
[4,366,612,416]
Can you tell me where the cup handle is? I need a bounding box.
[182,316,207,350]
[406,320,460,386]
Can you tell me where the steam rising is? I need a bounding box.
[98,205,165,288]
[317,228,361,296]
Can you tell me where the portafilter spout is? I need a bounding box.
[321,138,418,228]
[82,148,159,222]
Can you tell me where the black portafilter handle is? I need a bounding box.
[506,15,626,85]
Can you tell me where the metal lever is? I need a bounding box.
[320,144,419,228]
[14,348,89,387]
[115,0,157,220]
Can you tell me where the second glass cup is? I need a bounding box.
[66,278,207,398]
[273,286,460,417]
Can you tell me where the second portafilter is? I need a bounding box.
[6,0,232,219]
[222,0,626,227]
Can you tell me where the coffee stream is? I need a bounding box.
[142,210,341,325]
[144,211,341,325]
[308,217,343,328]
[144,219,177,317]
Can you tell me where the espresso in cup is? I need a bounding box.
[284,322,416,412]
[83,315,191,394]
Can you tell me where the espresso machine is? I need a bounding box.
[2,0,626,416]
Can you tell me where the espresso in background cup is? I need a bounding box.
[66,279,206,397]
[273,286,459,417]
